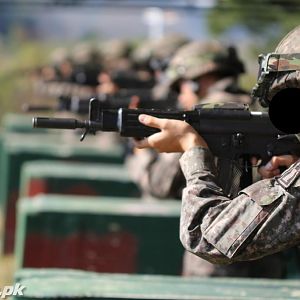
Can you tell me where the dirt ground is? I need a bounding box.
[0,213,15,288]
[0,255,15,288]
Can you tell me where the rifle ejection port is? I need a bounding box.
[232,133,244,147]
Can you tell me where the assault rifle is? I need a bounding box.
[24,89,177,114]
[32,99,300,196]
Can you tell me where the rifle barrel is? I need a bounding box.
[33,117,85,129]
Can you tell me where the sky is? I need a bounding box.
[0,6,211,41]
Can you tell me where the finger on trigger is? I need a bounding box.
[133,137,150,149]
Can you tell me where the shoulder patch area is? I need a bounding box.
[239,179,283,206]
[277,159,300,189]
[292,176,300,188]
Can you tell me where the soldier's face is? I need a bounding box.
[178,81,199,110]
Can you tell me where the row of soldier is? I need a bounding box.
[28,32,294,279]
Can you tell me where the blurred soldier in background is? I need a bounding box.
[32,43,102,99]
[95,34,189,108]
[70,42,102,87]
[165,41,250,109]
[131,34,189,101]
[127,40,250,200]
[96,39,134,95]
[126,40,285,278]
[99,39,133,72]
[30,34,188,110]
[131,34,189,78]
[32,47,74,96]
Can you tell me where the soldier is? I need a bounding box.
[70,42,102,87]
[96,38,158,95]
[127,40,251,200]
[127,40,286,277]
[99,39,133,72]
[134,26,300,266]
[131,34,189,76]
[164,40,250,109]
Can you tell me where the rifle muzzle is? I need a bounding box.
[32,117,85,130]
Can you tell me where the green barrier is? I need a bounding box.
[19,160,140,198]
[13,268,300,300]
[0,132,124,254]
[15,195,183,275]
[2,113,47,134]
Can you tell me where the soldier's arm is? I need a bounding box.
[136,114,300,264]
[125,150,183,199]
[143,152,184,199]
[180,146,300,264]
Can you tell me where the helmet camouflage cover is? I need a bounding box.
[252,25,300,106]
[131,34,189,70]
[99,39,132,61]
[71,43,102,66]
[164,40,245,89]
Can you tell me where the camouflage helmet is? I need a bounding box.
[98,39,133,71]
[165,40,245,89]
[252,25,300,107]
[49,47,70,66]
[251,26,300,134]
[275,25,300,53]
[131,34,189,71]
[70,43,102,66]
[99,39,132,60]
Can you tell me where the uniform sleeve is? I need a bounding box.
[145,152,185,199]
[179,146,300,264]
[125,150,184,199]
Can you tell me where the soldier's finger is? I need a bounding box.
[251,157,261,166]
[273,169,281,176]
[138,114,165,129]
[259,167,280,179]
[271,155,297,169]
[133,137,150,149]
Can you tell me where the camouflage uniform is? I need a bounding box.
[126,150,185,199]
[180,26,300,268]
[180,147,300,265]
[127,40,286,277]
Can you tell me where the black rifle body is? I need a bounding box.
[33,100,299,164]
[33,100,300,195]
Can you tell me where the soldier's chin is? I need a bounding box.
[268,88,300,134]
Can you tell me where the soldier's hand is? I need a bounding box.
[258,155,299,179]
[134,114,208,153]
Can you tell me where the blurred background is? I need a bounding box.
[1,0,300,295]
[1,0,299,119]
